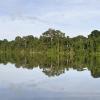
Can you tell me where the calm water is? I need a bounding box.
[0,53,100,100]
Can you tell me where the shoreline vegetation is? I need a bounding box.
[0,28,100,56]
[0,28,100,77]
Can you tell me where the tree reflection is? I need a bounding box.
[0,52,100,78]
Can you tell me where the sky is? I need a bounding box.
[0,0,100,40]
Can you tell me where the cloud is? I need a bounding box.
[0,0,100,40]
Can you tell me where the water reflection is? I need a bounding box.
[0,52,100,78]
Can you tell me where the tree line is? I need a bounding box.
[0,29,100,54]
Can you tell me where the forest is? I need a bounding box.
[0,29,100,78]
[0,29,100,55]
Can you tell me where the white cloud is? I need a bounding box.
[0,0,100,40]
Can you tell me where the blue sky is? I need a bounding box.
[0,0,100,40]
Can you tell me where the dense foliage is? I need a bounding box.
[0,29,100,54]
[0,29,100,78]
